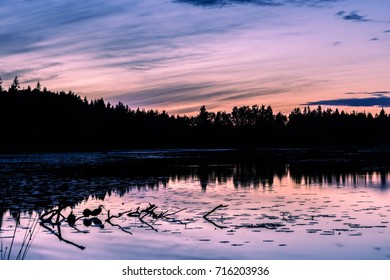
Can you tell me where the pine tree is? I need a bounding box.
[35,81,42,92]
[9,76,20,92]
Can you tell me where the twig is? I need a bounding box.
[203,204,228,229]
[138,214,158,232]
[40,209,58,222]
[105,220,133,235]
[165,208,187,217]
[40,223,85,250]
[16,213,40,260]
[203,204,228,218]
[21,220,40,260]
[203,216,228,229]
[108,210,132,220]
[7,213,20,260]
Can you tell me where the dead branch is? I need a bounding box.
[105,220,133,235]
[164,208,187,217]
[203,216,228,229]
[203,204,228,229]
[40,222,85,250]
[138,214,158,232]
[203,204,228,218]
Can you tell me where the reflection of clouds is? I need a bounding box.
[2,156,389,215]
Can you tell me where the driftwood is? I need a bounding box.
[39,208,86,250]
[36,203,188,251]
[203,204,228,229]
[104,203,188,233]
[8,202,221,258]
[40,222,86,250]
[203,204,228,218]
[135,203,188,231]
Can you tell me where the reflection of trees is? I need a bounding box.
[232,164,281,189]
[1,158,389,220]
[1,151,390,259]
[0,160,283,217]
[289,164,389,188]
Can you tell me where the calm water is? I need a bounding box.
[1,151,390,260]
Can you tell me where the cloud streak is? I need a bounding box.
[305,91,390,108]
[345,91,390,96]
[0,1,122,56]
[336,11,372,22]
[109,82,290,111]
[305,97,390,107]
[173,0,340,8]
[1,0,390,115]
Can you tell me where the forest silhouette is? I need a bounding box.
[1,76,389,152]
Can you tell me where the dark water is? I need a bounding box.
[1,150,390,260]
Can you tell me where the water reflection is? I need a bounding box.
[1,153,390,259]
[1,160,389,214]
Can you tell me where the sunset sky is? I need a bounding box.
[1,0,389,115]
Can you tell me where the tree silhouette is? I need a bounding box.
[196,105,214,127]
[34,81,42,92]
[9,76,20,93]
[0,77,390,151]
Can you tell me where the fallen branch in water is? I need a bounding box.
[105,220,133,235]
[138,214,158,232]
[37,203,188,251]
[203,204,228,229]
[204,216,228,229]
[105,204,188,232]
[203,204,228,219]
[165,208,187,217]
[40,222,86,250]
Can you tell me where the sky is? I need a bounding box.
[1,0,390,115]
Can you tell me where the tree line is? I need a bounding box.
[1,76,389,151]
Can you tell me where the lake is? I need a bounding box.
[1,149,390,260]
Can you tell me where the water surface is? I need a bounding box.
[1,150,390,259]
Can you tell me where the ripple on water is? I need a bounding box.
[348,233,362,236]
[3,155,390,260]
[306,229,322,234]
